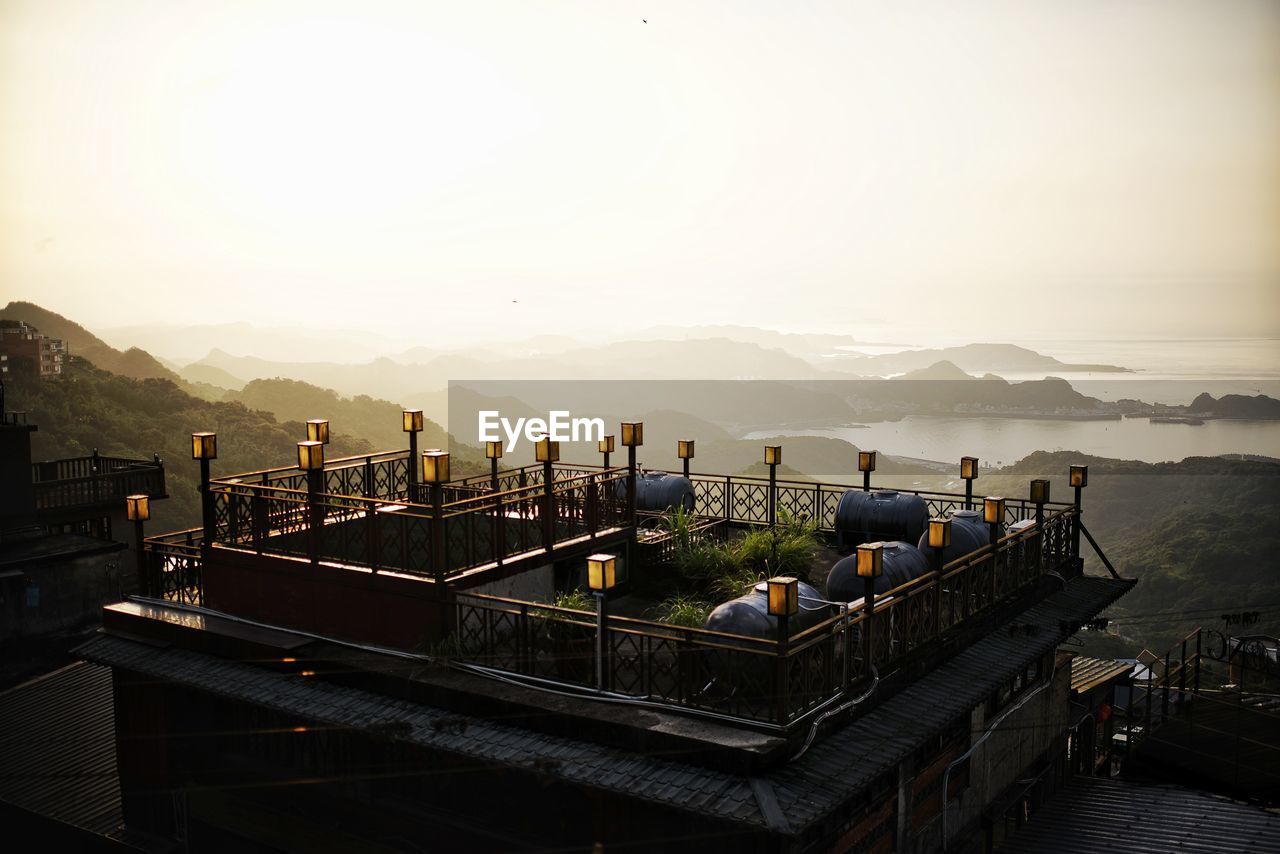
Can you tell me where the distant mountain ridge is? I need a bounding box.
[837,342,1129,376]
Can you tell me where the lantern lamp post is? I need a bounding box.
[403,409,424,493]
[960,456,979,510]
[125,494,151,596]
[678,439,695,479]
[621,423,642,524]
[536,437,559,551]
[983,496,1006,548]
[191,432,217,547]
[766,575,799,643]
[598,434,615,469]
[765,445,782,528]
[422,450,450,574]
[1069,464,1088,567]
[587,553,618,690]
[856,543,884,672]
[858,450,877,491]
[485,440,503,493]
[927,516,951,574]
[297,440,325,563]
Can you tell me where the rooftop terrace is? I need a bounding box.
[139,421,1103,735]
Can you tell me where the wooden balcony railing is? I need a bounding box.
[32,453,166,512]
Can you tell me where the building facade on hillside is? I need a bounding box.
[0,320,66,379]
[0,404,166,682]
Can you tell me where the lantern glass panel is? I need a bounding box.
[587,553,617,591]
[961,456,978,480]
[1069,465,1089,488]
[598,435,615,454]
[766,576,799,616]
[1030,479,1050,505]
[928,517,951,549]
[621,422,643,447]
[402,409,423,433]
[191,432,217,460]
[678,440,694,460]
[765,445,781,466]
[125,494,150,522]
[297,441,324,471]
[858,450,877,472]
[485,440,503,459]
[535,438,560,463]
[856,543,884,578]
[422,451,451,484]
[983,496,1006,524]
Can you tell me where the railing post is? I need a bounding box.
[363,456,374,498]
[306,469,322,565]
[1179,637,1188,705]
[863,576,876,680]
[200,458,214,550]
[251,488,268,553]
[543,459,555,552]
[91,447,101,503]
[776,613,790,725]
[595,591,610,692]
[627,445,637,527]
[133,517,148,596]
[431,483,446,579]
[768,461,778,528]
[586,474,599,537]
[1194,630,1202,695]
[1162,651,1171,720]
[366,499,379,572]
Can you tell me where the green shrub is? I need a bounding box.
[658,594,712,628]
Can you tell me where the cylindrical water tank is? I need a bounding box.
[704,580,830,639]
[916,509,992,564]
[834,489,929,548]
[827,541,930,601]
[615,472,695,513]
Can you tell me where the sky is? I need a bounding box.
[2,0,1278,346]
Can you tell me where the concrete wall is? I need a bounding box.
[0,537,127,645]
[462,562,554,602]
[904,652,1070,853]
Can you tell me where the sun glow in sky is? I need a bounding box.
[2,0,1278,344]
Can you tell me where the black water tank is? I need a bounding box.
[915,508,992,563]
[704,580,831,640]
[616,472,695,513]
[827,541,929,601]
[834,489,929,548]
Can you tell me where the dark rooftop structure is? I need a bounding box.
[7,413,1274,852]
[993,776,1280,853]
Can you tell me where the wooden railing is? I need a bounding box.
[31,453,166,511]
[204,465,633,579]
[143,528,203,605]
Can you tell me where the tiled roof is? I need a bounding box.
[0,662,122,835]
[74,631,770,829]
[1070,655,1133,695]
[77,576,1133,836]
[994,776,1280,853]
[765,576,1135,831]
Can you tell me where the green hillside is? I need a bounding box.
[10,357,375,531]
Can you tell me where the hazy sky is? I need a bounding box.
[2,0,1278,345]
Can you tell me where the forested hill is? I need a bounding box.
[991,451,1280,652]
[9,357,436,531]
